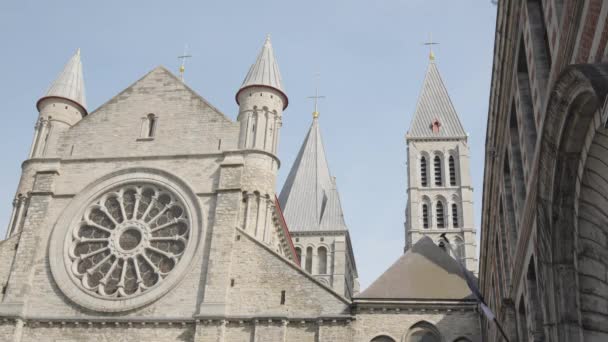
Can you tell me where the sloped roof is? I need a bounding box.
[37,49,87,112]
[279,118,347,232]
[237,36,287,108]
[357,237,474,300]
[406,60,466,139]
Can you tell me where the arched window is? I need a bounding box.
[146,113,157,137]
[406,322,442,342]
[420,156,428,187]
[317,247,327,274]
[371,336,396,342]
[436,201,445,228]
[454,236,465,264]
[449,155,457,186]
[434,156,442,186]
[422,203,429,229]
[452,203,459,228]
[305,247,313,273]
[295,247,302,265]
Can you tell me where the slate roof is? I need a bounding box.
[406,60,466,139]
[237,36,288,108]
[38,49,87,112]
[356,236,474,300]
[278,118,347,232]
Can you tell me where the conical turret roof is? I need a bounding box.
[236,36,288,109]
[37,49,87,113]
[279,118,346,232]
[406,59,465,139]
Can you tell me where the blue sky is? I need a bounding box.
[0,0,496,288]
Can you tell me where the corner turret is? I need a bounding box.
[30,49,86,158]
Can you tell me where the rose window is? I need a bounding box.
[68,184,190,298]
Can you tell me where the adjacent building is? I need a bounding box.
[480,0,608,340]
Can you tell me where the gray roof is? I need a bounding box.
[237,36,287,108]
[406,60,466,139]
[38,49,86,112]
[279,118,347,232]
[357,237,474,300]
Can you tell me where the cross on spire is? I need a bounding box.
[178,45,192,81]
[423,33,439,61]
[307,72,325,119]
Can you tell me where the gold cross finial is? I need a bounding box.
[178,44,192,82]
[307,72,325,119]
[423,33,439,61]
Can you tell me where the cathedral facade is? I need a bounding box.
[0,37,479,341]
[480,0,608,341]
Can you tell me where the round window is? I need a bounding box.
[50,171,200,312]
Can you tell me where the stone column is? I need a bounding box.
[27,118,43,159]
[5,195,20,239]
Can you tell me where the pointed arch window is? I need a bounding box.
[452,203,459,228]
[436,201,445,228]
[422,203,429,229]
[449,155,457,186]
[420,156,428,187]
[317,247,327,274]
[434,156,442,186]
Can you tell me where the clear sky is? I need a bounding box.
[0,0,496,289]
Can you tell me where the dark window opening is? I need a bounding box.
[421,156,428,187]
[434,156,442,186]
[452,203,459,228]
[422,204,429,229]
[449,156,457,186]
[437,201,445,228]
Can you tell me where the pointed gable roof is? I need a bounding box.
[279,118,347,232]
[406,60,466,139]
[236,36,288,109]
[357,237,474,300]
[37,49,87,113]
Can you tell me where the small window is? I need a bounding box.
[140,114,158,139]
[436,201,445,228]
[452,203,459,228]
[434,156,442,186]
[420,156,428,187]
[295,247,302,264]
[147,114,157,137]
[449,155,456,186]
[422,204,429,229]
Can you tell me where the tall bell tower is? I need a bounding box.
[404,53,478,274]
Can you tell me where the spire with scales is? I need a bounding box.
[278,117,346,232]
[37,48,87,113]
[406,57,466,139]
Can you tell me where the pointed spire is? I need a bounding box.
[406,60,466,139]
[236,35,288,109]
[279,118,346,232]
[37,49,87,113]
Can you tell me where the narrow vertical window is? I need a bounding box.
[147,114,157,138]
[422,204,429,229]
[434,156,442,186]
[449,155,457,186]
[452,203,459,228]
[305,247,313,273]
[317,247,327,274]
[420,156,428,187]
[295,247,302,265]
[436,201,445,228]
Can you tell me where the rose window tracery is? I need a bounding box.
[68,184,190,298]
